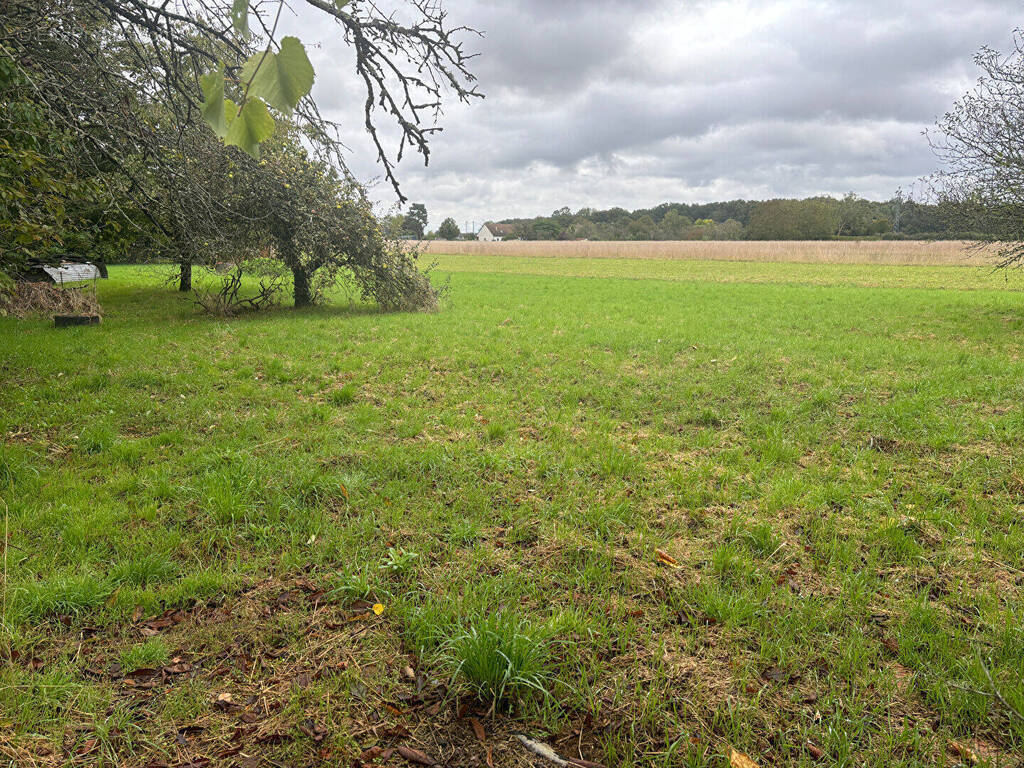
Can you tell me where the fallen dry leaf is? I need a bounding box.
[255,730,291,745]
[298,720,327,742]
[359,746,385,761]
[729,747,759,768]
[655,548,681,569]
[951,741,979,765]
[75,739,99,757]
[396,745,435,765]
[468,717,486,744]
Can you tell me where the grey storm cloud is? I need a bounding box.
[284,0,1024,228]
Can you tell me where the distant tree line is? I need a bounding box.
[483,194,971,241]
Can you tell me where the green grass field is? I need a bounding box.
[2,257,1023,767]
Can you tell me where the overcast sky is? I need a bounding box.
[285,0,1022,230]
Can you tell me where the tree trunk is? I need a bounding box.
[179,262,192,292]
[292,266,311,308]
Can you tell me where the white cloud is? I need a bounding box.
[283,0,1023,228]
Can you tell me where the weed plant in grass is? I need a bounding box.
[1,259,1023,767]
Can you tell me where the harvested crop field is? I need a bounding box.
[419,239,999,266]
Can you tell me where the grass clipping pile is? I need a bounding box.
[0,283,101,319]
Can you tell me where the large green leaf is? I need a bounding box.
[200,66,229,139]
[224,97,275,159]
[231,0,249,36]
[239,37,314,116]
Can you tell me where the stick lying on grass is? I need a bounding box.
[514,734,606,768]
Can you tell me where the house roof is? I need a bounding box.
[481,222,516,237]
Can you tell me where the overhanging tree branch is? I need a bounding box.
[62,0,482,200]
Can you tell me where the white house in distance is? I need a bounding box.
[478,222,517,241]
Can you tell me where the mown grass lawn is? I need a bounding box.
[1,258,1023,767]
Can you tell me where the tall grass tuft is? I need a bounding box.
[14,573,114,621]
[77,424,116,455]
[444,614,551,708]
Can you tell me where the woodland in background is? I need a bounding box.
[479,194,963,242]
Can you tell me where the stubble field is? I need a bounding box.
[1,251,1022,767]
[419,239,996,266]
